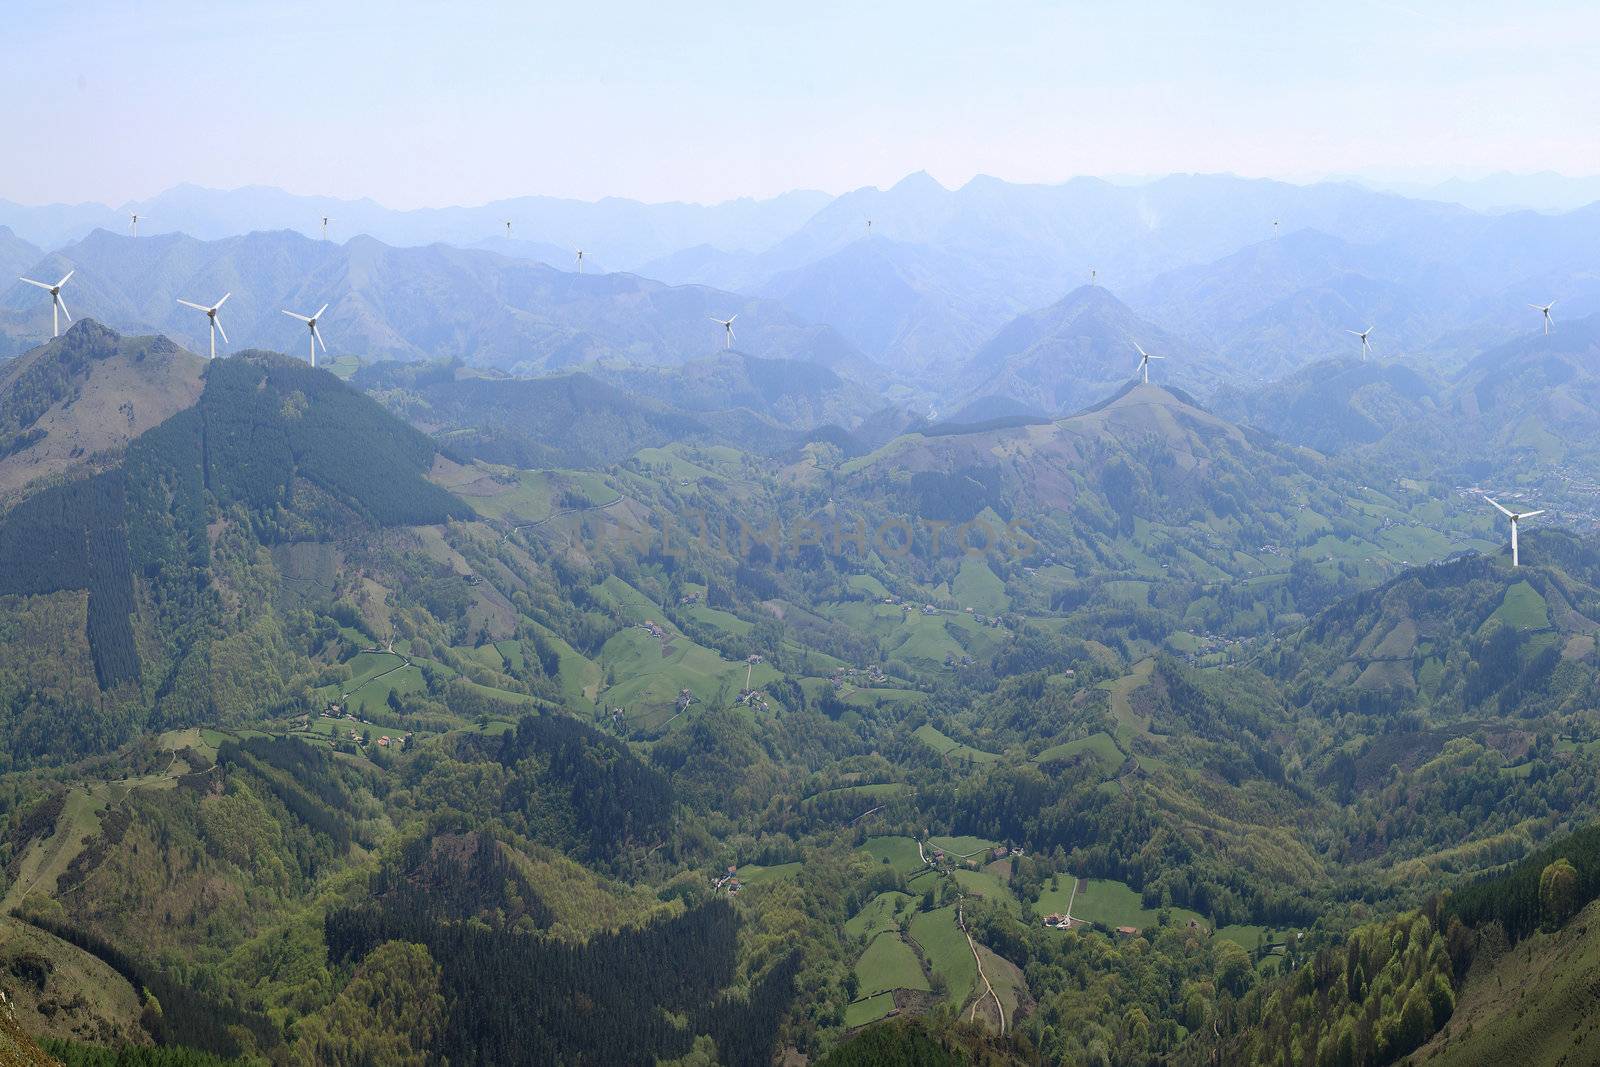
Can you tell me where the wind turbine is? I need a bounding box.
[1133,341,1164,384]
[575,248,587,273]
[1347,326,1374,361]
[19,267,76,337]
[865,219,872,234]
[1530,301,1555,335]
[504,220,513,239]
[1485,497,1546,568]
[18,270,74,338]
[130,213,143,237]
[321,216,335,241]
[1090,268,1097,285]
[177,293,231,359]
[1273,219,1280,237]
[281,303,329,367]
[712,315,736,349]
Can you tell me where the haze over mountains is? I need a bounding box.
[6,171,1600,421]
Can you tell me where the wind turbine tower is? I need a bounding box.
[321,216,335,241]
[504,220,513,239]
[575,249,587,273]
[177,293,231,359]
[18,270,74,338]
[1347,326,1374,361]
[1486,497,1546,568]
[1133,342,1164,384]
[130,213,143,237]
[1531,301,1556,335]
[281,303,330,367]
[712,315,737,350]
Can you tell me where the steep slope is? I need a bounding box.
[588,351,880,429]
[753,235,1022,373]
[355,362,787,467]
[0,226,41,284]
[1211,357,1443,454]
[0,229,866,373]
[0,321,206,501]
[836,383,1475,602]
[1270,530,1600,723]
[954,286,1219,414]
[0,327,468,759]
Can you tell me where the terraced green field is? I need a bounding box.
[1062,878,1205,932]
[909,905,977,1007]
[952,558,1009,613]
[844,891,917,942]
[1033,731,1124,775]
[863,836,926,876]
[952,868,1021,914]
[843,991,896,1028]
[736,861,802,885]
[855,932,930,997]
[912,723,999,764]
[1487,580,1551,631]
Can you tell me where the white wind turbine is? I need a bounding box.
[1485,496,1546,568]
[1347,326,1375,361]
[177,293,231,359]
[281,303,329,367]
[18,270,74,338]
[130,213,144,237]
[321,216,335,241]
[1530,301,1555,335]
[575,248,587,273]
[503,220,513,239]
[1133,341,1164,384]
[712,315,737,349]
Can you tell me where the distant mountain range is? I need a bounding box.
[0,229,866,373]
[5,173,1600,415]
[0,183,832,270]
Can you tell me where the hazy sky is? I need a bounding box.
[6,0,1598,208]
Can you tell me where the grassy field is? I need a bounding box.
[928,835,1001,859]
[736,861,802,885]
[952,868,1021,915]
[1487,580,1551,631]
[863,836,926,876]
[909,906,977,1007]
[1054,878,1205,932]
[1033,732,1124,775]
[855,932,930,997]
[912,723,1000,764]
[844,891,917,942]
[844,991,896,1029]
[952,558,1009,613]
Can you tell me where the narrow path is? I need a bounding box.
[1064,876,1079,926]
[958,900,1006,1034]
[500,494,624,544]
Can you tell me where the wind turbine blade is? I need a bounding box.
[1484,496,1514,517]
[1150,354,1165,359]
[213,292,231,309]
[728,314,737,323]
[1520,509,1546,518]
[214,317,229,344]
[314,304,329,320]
[56,294,70,322]
[282,309,311,322]
[177,299,208,311]
[18,278,51,291]
[1132,341,1147,357]
[56,270,74,287]
[313,324,327,353]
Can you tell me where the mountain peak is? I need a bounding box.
[890,170,947,194]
